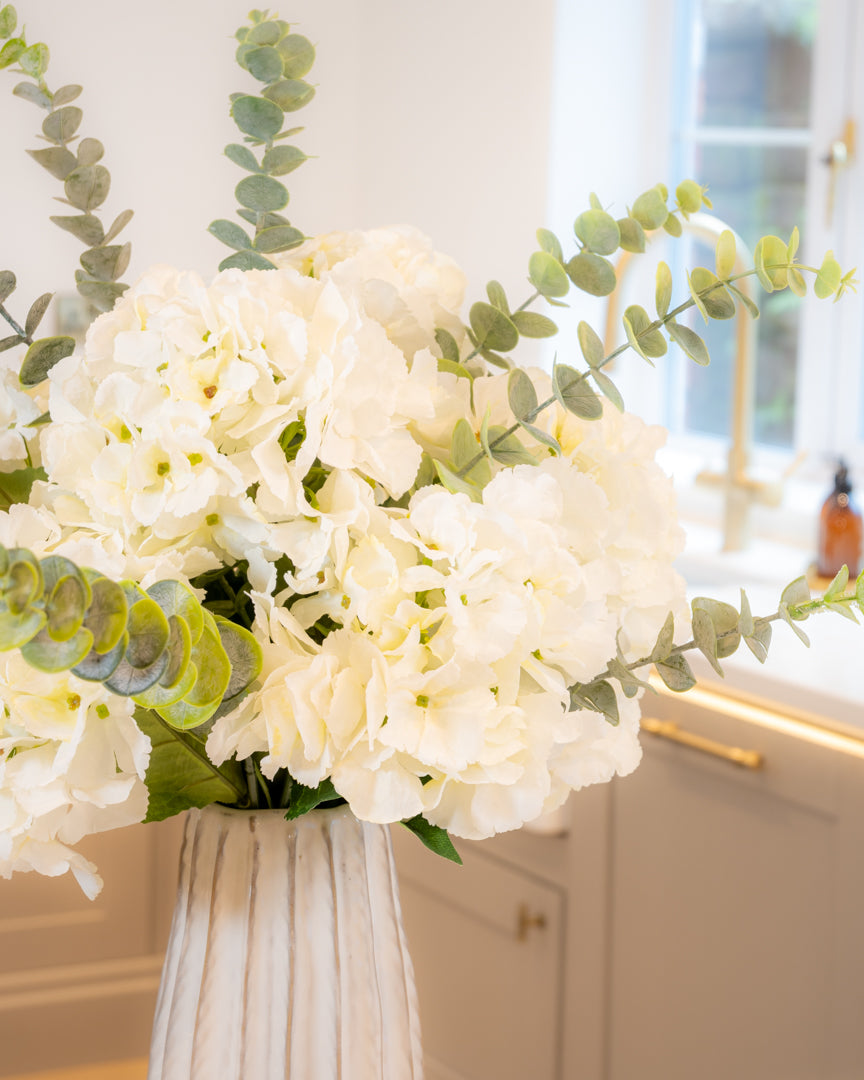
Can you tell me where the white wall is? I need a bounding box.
[1,0,563,318]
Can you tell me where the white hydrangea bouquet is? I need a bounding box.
[0,7,858,898]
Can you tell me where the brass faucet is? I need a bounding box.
[604,211,780,551]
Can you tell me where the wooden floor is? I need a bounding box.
[5,1061,148,1080]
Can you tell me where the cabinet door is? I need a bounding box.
[607,690,864,1080]
[392,828,565,1080]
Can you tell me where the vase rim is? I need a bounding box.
[192,800,357,824]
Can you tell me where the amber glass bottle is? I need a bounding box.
[818,461,862,578]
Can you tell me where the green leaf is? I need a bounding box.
[486,280,510,314]
[434,327,460,363]
[231,94,284,141]
[590,369,624,411]
[0,5,16,37]
[285,778,342,820]
[125,596,171,669]
[617,216,646,253]
[245,44,283,82]
[655,653,696,692]
[507,367,538,421]
[450,418,479,470]
[133,658,196,709]
[510,311,557,338]
[527,250,569,298]
[715,229,736,279]
[788,268,807,298]
[183,614,231,708]
[0,36,24,69]
[667,321,710,366]
[225,142,261,172]
[19,336,75,385]
[675,179,703,214]
[76,279,125,312]
[781,575,811,611]
[80,243,131,283]
[570,679,619,725]
[0,269,15,303]
[0,465,46,511]
[64,165,111,212]
[566,252,616,297]
[536,227,563,262]
[824,565,849,602]
[0,335,20,353]
[485,426,537,467]
[261,143,307,175]
[744,619,772,663]
[52,84,82,107]
[631,188,668,230]
[18,42,48,78]
[13,80,51,108]
[519,420,561,454]
[727,283,760,319]
[42,106,82,144]
[650,611,676,662]
[433,459,482,502]
[218,250,276,271]
[27,145,77,179]
[469,301,518,352]
[689,267,735,320]
[254,225,304,253]
[778,603,810,646]
[0,609,45,650]
[692,596,740,658]
[213,614,263,701]
[401,815,462,864]
[573,209,620,255]
[76,138,104,167]
[45,574,86,642]
[262,78,315,112]
[136,710,247,823]
[754,235,790,292]
[623,305,667,359]
[105,648,169,697]
[247,19,283,45]
[21,625,93,673]
[277,33,315,78]
[576,321,604,368]
[663,211,683,238]
[553,364,602,419]
[24,292,52,338]
[83,576,128,653]
[815,250,843,299]
[50,213,104,246]
[235,174,289,212]
[209,218,253,252]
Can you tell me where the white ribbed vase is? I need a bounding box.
[147,803,423,1080]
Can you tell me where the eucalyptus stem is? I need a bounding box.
[0,303,29,343]
[245,758,259,809]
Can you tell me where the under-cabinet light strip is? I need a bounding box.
[650,677,864,761]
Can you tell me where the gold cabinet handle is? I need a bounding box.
[641,716,764,770]
[516,903,547,942]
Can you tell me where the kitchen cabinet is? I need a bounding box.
[394,681,864,1080]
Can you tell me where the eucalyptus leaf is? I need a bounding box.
[778,603,810,646]
[25,293,52,337]
[219,250,276,272]
[104,649,169,696]
[231,94,284,141]
[433,459,482,502]
[450,418,479,470]
[727,283,760,319]
[214,614,263,701]
[507,367,538,421]
[277,33,315,78]
[84,576,129,653]
[536,227,563,262]
[754,235,790,292]
[0,609,45,650]
[80,243,131,282]
[744,620,772,663]
[19,336,75,386]
[617,216,646,253]
[485,426,537,467]
[715,229,736,279]
[486,280,509,314]
[650,612,676,662]
[655,261,672,317]
[553,364,603,419]
[13,80,51,108]
[0,335,20,353]
[510,311,557,338]
[689,267,735,320]
[225,142,261,172]
[571,679,619,725]
[19,42,48,78]
[667,321,710,366]
[655,653,696,692]
[245,44,283,82]
[146,580,205,645]
[76,137,104,166]
[590,369,624,411]
[209,218,253,252]
[469,301,518,353]
[49,213,104,246]
[0,270,15,303]
[566,252,616,297]
[27,145,77,180]
[182,615,231,708]
[64,165,111,212]
[527,250,569,298]
[573,209,620,255]
[46,575,86,642]
[0,37,23,69]
[815,250,842,299]
[21,625,93,673]
[676,179,703,214]
[52,84,82,106]
[76,279,126,312]
[42,106,82,144]
[434,327,460,363]
[263,78,315,112]
[235,174,289,212]
[247,19,282,45]
[663,213,683,238]
[0,5,16,37]
[623,305,667,358]
[254,224,304,252]
[630,188,668,230]
[261,143,307,175]
[577,321,604,367]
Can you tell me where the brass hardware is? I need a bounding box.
[822,118,856,226]
[641,715,764,770]
[516,903,547,942]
